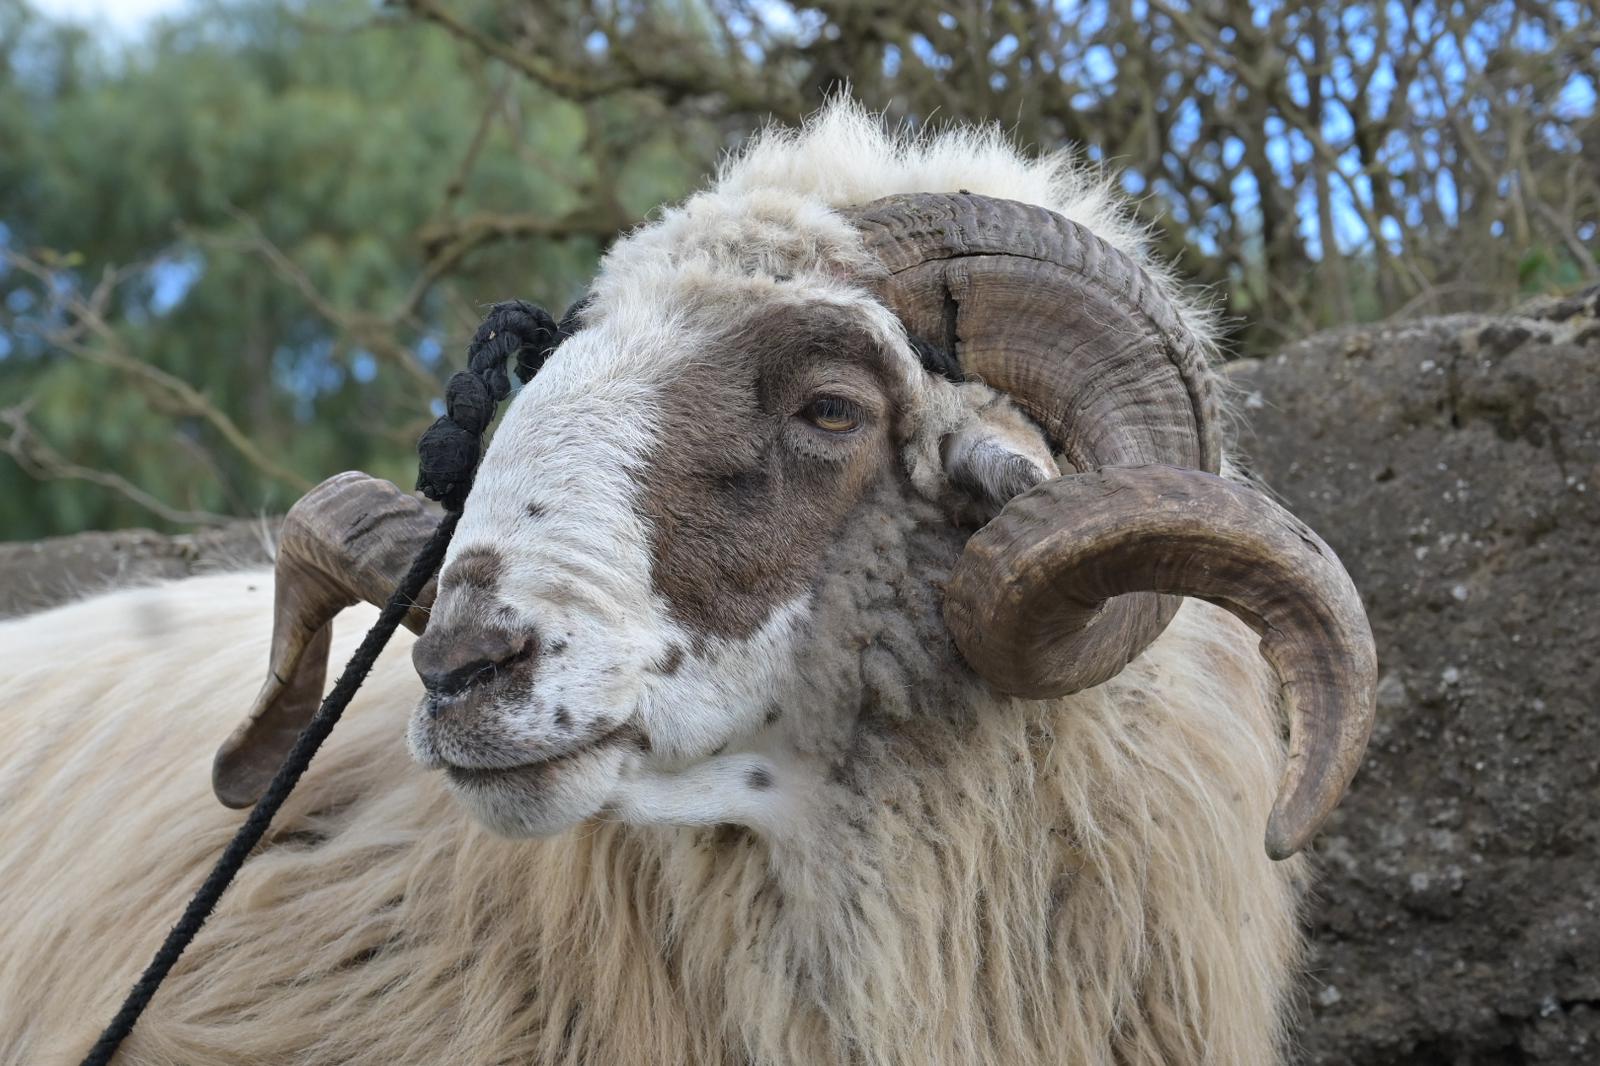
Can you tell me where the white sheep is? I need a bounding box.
[0,100,1374,1066]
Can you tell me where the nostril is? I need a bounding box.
[414,625,537,698]
[420,639,536,698]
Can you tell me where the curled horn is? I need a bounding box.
[212,472,442,808]
[850,193,1376,857]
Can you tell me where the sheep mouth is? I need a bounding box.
[440,722,640,788]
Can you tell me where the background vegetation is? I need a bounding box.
[1,0,1595,538]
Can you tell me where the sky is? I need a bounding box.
[29,0,191,36]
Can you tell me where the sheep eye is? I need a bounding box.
[801,396,860,433]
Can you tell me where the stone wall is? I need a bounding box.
[0,519,277,620]
[1230,287,1600,1064]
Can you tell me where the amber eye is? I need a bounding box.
[801,396,861,433]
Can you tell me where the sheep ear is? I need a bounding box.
[940,400,1057,520]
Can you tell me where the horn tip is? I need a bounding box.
[211,758,266,809]
[1264,806,1318,861]
[213,717,272,806]
[210,680,285,808]
[1263,830,1301,862]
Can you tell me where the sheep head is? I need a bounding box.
[216,192,1375,860]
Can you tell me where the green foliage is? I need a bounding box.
[2,0,1594,538]
[0,0,708,537]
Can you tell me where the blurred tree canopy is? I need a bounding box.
[1,0,1595,538]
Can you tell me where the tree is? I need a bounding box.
[2,0,1595,537]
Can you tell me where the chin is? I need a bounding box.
[442,744,626,837]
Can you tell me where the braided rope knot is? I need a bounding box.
[416,299,572,511]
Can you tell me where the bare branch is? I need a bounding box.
[0,403,232,527]
[213,208,444,400]
[396,0,799,118]
[3,250,315,494]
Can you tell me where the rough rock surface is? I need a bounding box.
[1,290,1597,1063]
[1229,286,1600,1065]
[0,519,277,619]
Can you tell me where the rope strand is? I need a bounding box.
[80,296,570,1064]
[80,512,459,1066]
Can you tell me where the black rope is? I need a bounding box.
[81,296,571,1065]
[79,514,457,1066]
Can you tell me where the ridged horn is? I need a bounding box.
[849,192,1220,690]
[212,471,441,808]
[943,465,1377,859]
[850,193,1376,857]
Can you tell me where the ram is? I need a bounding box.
[0,102,1374,1066]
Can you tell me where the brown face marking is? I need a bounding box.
[440,546,503,593]
[612,719,651,754]
[648,644,685,675]
[746,766,773,790]
[637,303,910,640]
